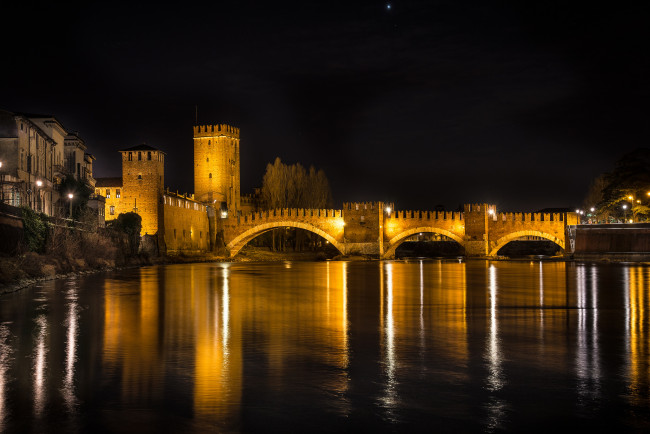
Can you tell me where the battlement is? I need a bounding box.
[386,210,463,221]
[491,212,565,223]
[464,203,497,214]
[193,124,240,138]
[233,208,344,224]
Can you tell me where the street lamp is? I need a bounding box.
[35,180,43,212]
[622,204,627,223]
[385,206,391,215]
[68,193,74,219]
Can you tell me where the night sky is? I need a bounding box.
[3,1,649,211]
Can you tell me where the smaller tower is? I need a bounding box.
[120,144,165,236]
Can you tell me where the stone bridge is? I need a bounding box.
[220,202,577,258]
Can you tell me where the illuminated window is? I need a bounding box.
[109,206,115,215]
[116,189,121,198]
[106,189,110,198]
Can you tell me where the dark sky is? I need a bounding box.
[2,1,649,211]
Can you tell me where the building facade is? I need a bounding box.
[0,110,99,218]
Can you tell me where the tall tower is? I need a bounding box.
[193,124,240,214]
[120,144,165,236]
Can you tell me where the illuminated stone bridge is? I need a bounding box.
[221,202,577,258]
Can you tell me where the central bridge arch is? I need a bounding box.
[226,220,345,257]
[489,230,565,257]
[382,226,465,259]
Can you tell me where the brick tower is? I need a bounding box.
[193,124,240,215]
[120,144,165,236]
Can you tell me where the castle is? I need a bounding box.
[95,124,243,254]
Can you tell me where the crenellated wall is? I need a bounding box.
[161,192,211,254]
[219,202,574,258]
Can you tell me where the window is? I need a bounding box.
[116,189,121,198]
[208,140,211,146]
[147,151,152,160]
[106,189,110,198]
[209,173,212,178]
[20,123,23,131]
[182,229,186,238]
[128,152,133,161]
[206,158,209,162]
[138,152,142,161]
[200,231,202,239]
[174,229,176,239]
[109,206,115,215]
[137,174,142,180]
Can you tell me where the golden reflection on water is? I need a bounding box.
[380,260,468,413]
[102,261,351,423]
[626,266,650,406]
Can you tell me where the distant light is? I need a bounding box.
[386,3,391,10]
[590,207,595,212]
[579,210,584,215]
[220,210,227,218]
[0,161,3,168]
[628,195,634,200]
[575,209,580,213]
[385,206,391,214]
[68,193,73,199]
[488,209,494,215]
[36,180,43,187]
[630,219,634,223]
[622,204,627,209]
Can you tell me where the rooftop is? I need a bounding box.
[120,144,163,153]
[95,177,123,187]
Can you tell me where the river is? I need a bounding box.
[0,260,649,432]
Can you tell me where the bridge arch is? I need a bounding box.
[489,230,565,257]
[226,220,345,257]
[382,226,465,259]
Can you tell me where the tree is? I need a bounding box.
[260,157,333,250]
[59,176,92,220]
[586,149,650,222]
[109,212,142,255]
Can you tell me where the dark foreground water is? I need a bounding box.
[1,260,649,432]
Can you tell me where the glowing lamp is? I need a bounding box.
[385,206,391,214]
[36,180,43,187]
[68,193,73,199]
[590,207,595,212]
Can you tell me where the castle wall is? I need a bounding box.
[193,124,240,214]
[162,194,210,254]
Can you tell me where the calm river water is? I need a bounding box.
[1,260,649,432]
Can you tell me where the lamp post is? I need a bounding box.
[35,180,42,213]
[68,193,74,219]
[622,204,627,223]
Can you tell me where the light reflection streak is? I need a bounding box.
[33,315,48,418]
[342,261,348,362]
[625,266,649,405]
[485,264,505,431]
[380,262,397,411]
[0,323,13,432]
[61,284,79,413]
[576,265,601,402]
[420,261,424,344]
[222,265,230,357]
